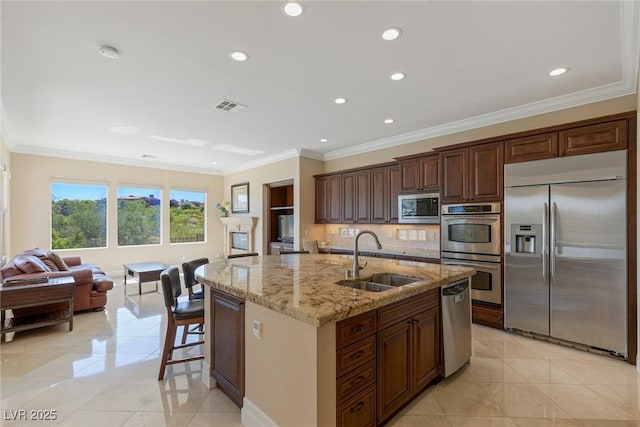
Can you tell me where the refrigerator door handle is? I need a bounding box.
[550,202,557,286]
[543,202,548,285]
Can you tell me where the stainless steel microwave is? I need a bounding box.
[398,193,440,224]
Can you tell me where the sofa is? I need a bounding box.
[0,247,114,313]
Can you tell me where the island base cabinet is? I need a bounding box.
[337,386,376,427]
[211,289,245,408]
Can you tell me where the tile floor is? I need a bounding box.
[2,278,639,426]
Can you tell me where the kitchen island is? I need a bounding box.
[196,254,473,427]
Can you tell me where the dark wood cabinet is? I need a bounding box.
[315,176,328,224]
[328,174,343,223]
[342,172,356,223]
[400,154,439,193]
[337,386,376,427]
[559,119,628,157]
[376,289,440,424]
[505,132,558,163]
[440,142,503,204]
[472,302,503,329]
[356,170,371,223]
[211,289,245,408]
[371,164,401,224]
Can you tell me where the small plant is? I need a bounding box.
[216,200,231,217]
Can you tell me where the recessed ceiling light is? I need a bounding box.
[390,72,406,81]
[334,97,347,104]
[211,161,218,165]
[230,51,249,61]
[382,27,402,41]
[549,67,568,76]
[98,45,119,59]
[320,138,328,142]
[384,118,395,124]
[283,2,303,17]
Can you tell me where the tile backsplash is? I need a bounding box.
[303,223,440,256]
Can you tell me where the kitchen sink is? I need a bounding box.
[336,280,394,292]
[366,273,421,287]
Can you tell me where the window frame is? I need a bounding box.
[116,184,163,247]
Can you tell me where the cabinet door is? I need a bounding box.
[370,167,388,224]
[420,155,439,192]
[559,119,628,157]
[211,290,245,408]
[337,385,376,427]
[355,170,371,223]
[328,174,343,223]
[440,148,468,204]
[342,172,356,223]
[505,132,558,163]
[412,307,440,391]
[315,177,328,224]
[388,164,401,223]
[400,158,420,193]
[377,321,412,422]
[469,142,503,202]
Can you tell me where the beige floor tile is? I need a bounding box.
[137,378,212,413]
[467,357,528,383]
[187,412,242,427]
[588,384,640,419]
[481,339,546,360]
[0,351,67,377]
[447,416,519,427]
[196,389,241,413]
[386,415,452,426]
[80,379,173,411]
[399,388,444,416]
[514,420,640,427]
[504,359,581,384]
[121,411,196,427]
[0,376,51,408]
[483,382,572,419]
[539,384,636,420]
[432,381,506,417]
[550,358,639,386]
[56,410,134,427]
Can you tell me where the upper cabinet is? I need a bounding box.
[505,119,628,164]
[343,170,371,224]
[315,174,342,224]
[399,154,439,193]
[440,142,504,204]
[371,164,401,224]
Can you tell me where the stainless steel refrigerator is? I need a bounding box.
[504,150,627,356]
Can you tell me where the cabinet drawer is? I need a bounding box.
[336,335,376,377]
[505,132,558,163]
[337,359,376,403]
[337,385,376,427]
[336,311,376,349]
[472,303,503,329]
[377,289,440,330]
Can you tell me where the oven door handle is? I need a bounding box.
[442,260,498,270]
[441,215,500,222]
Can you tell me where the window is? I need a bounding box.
[169,190,206,244]
[117,186,161,246]
[51,182,107,249]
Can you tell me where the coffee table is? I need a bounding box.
[123,262,169,295]
[0,276,75,342]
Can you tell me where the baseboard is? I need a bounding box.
[241,398,279,427]
[201,361,215,389]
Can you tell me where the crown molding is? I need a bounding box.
[324,81,635,161]
[297,148,324,161]
[221,148,302,175]
[12,145,224,176]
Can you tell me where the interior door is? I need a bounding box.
[504,185,549,335]
[550,180,627,355]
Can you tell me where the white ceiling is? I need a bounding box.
[2,1,639,175]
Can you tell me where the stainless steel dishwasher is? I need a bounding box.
[441,278,472,377]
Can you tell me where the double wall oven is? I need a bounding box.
[441,203,502,305]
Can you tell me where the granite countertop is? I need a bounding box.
[196,254,473,327]
[319,246,440,261]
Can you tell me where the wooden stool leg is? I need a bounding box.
[158,322,177,381]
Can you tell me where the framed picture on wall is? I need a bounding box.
[231,182,249,213]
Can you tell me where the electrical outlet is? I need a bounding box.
[428,231,436,241]
[348,228,355,237]
[341,228,348,237]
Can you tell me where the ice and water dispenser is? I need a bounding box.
[511,224,541,255]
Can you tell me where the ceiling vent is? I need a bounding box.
[141,154,158,159]
[216,99,247,112]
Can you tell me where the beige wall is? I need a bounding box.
[298,156,324,249]
[243,301,335,426]
[0,135,10,262]
[223,156,301,254]
[324,95,637,173]
[10,153,224,272]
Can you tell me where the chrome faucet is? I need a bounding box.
[352,230,383,278]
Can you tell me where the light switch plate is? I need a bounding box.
[252,320,262,340]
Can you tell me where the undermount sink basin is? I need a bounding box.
[336,280,394,292]
[366,273,421,287]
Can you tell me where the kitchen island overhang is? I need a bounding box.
[196,254,474,427]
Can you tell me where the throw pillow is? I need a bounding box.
[22,247,59,271]
[47,251,69,271]
[14,255,51,274]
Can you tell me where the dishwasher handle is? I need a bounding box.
[442,280,469,296]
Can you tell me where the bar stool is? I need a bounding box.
[279,250,310,254]
[158,266,204,381]
[181,257,209,300]
[227,252,259,259]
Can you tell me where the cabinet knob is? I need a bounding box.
[350,401,365,413]
[351,350,365,360]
